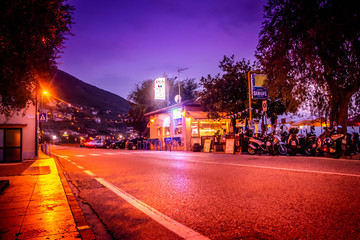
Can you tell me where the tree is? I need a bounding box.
[127,77,198,137]
[257,0,360,132]
[0,0,74,117]
[198,56,254,134]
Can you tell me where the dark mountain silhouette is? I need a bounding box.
[48,69,131,114]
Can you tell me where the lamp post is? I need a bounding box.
[41,90,47,110]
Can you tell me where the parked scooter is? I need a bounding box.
[304,126,318,156]
[272,132,288,155]
[248,133,275,156]
[287,127,300,156]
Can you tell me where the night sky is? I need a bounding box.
[59,0,267,99]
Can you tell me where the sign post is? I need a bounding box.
[248,71,268,120]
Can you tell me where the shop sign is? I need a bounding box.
[154,77,166,100]
[252,87,268,100]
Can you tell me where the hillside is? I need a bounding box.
[48,69,131,114]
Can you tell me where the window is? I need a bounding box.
[174,118,182,135]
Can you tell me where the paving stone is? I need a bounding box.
[18,219,78,239]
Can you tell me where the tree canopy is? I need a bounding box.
[198,56,251,116]
[257,0,360,131]
[0,0,74,117]
[198,56,254,134]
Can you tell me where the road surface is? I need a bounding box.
[52,146,360,239]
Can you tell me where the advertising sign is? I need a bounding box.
[225,139,235,154]
[154,77,166,100]
[251,74,268,100]
[204,139,212,153]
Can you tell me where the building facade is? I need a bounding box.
[0,104,37,162]
[145,100,231,151]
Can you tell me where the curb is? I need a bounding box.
[0,180,9,194]
[53,156,96,240]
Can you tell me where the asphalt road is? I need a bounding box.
[52,146,360,240]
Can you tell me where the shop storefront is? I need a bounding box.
[145,100,231,151]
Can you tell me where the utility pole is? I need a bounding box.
[247,70,261,120]
[177,67,188,103]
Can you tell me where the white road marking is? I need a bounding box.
[104,153,115,155]
[75,154,86,157]
[96,177,209,240]
[176,159,360,178]
[84,170,96,177]
[52,153,69,158]
[90,154,101,156]
[70,161,76,165]
[76,165,85,169]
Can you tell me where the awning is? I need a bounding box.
[187,111,209,119]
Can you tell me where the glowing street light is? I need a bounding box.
[41,90,48,109]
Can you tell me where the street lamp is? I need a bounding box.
[41,90,48,110]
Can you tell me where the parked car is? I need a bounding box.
[103,139,113,149]
[111,139,128,149]
[84,139,105,148]
[126,138,146,150]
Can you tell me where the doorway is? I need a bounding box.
[0,128,22,162]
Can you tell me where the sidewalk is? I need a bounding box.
[0,152,95,239]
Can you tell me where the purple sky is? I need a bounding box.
[59,0,267,99]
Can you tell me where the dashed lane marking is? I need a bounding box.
[52,153,69,158]
[76,165,85,170]
[75,155,86,157]
[89,154,101,156]
[96,177,209,240]
[84,170,96,177]
[104,153,115,155]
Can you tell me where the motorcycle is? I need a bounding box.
[287,127,300,156]
[304,126,318,156]
[317,127,344,158]
[247,134,275,156]
[272,132,288,155]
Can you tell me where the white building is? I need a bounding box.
[0,104,37,162]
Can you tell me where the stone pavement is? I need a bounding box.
[0,152,95,239]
